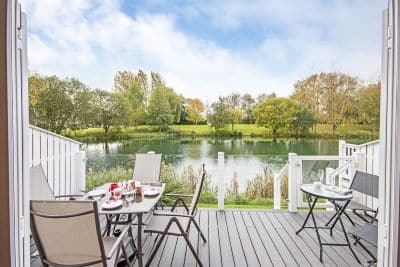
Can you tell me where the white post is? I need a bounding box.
[217,152,225,210]
[352,152,366,173]
[288,153,299,212]
[326,167,334,186]
[325,167,335,211]
[338,140,346,187]
[273,173,281,210]
[75,151,86,193]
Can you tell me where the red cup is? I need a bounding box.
[109,183,119,192]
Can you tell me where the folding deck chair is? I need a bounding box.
[326,170,379,226]
[143,165,207,267]
[30,200,134,267]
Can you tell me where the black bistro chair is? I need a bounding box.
[325,170,379,226]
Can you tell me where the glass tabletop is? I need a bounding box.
[300,184,353,201]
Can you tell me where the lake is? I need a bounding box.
[84,138,364,192]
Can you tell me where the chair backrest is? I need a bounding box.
[350,170,379,198]
[189,165,207,216]
[132,153,162,183]
[30,165,56,201]
[30,200,106,267]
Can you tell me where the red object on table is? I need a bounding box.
[109,183,119,192]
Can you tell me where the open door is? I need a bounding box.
[6,1,30,266]
[378,1,400,266]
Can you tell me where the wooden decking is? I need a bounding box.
[31,209,376,267]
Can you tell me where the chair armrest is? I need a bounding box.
[106,224,131,259]
[164,193,193,198]
[153,212,194,218]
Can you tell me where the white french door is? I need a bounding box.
[7,1,30,266]
[378,1,400,266]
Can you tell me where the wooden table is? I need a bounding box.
[296,184,360,263]
[93,183,165,267]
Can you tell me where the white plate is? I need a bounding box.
[88,189,107,197]
[144,188,160,197]
[102,200,123,210]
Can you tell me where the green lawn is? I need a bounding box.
[64,123,379,143]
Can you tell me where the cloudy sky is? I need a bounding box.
[23,0,387,101]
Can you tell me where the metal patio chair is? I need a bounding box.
[132,153,162,184]
[143,165,207,267]
[351,223,378,265]
[325,170,379,226]
[30,200,134,267]
[30,164,84,201]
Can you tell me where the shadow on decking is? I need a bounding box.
[31,209,376,267]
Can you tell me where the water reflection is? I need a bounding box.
[85,138,344,192]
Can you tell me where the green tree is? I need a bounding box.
[358,81,380,125]
[207,100,230,131]
[241,93,256,123]
[146,87,174,130]
[29,75,74,133]
[92,90,130,135]
[290,107,316,137]
[253,98,300,139]
[186,98,205,124]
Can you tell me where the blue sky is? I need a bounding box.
[23,0,387,101]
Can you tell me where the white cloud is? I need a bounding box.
[22,0,385,101]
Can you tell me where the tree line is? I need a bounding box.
[29,71,380,138]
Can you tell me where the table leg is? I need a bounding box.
[329,200,350,235]
[296,194,319,235]
[337,209,361,263]
[137,213,143,267]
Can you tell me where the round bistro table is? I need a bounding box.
[296,184,360,263]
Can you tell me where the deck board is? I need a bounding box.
[31,209,377,267]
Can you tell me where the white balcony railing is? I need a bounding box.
[29,125,86,196]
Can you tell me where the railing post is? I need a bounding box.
[217,152,225,210]
[75,151,86,193]
[273,173,281,210]
[326,167,334,185]
[338,140,346,187]
[288,153,299,212]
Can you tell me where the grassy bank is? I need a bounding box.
[64,123,379,143]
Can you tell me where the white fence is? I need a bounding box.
[29,125,86,196]
[281,140,380,212]
[340,140,380,211]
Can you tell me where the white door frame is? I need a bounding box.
[378,1,400,266]
[7,0,30,266]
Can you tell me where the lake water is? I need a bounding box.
[84,138,363,192]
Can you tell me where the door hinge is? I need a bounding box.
[19,216,25,238]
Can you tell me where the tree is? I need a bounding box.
[114,70,136,93]
[146,87,174,130]
[29,75,74,133]
[186,98,205,124]
[253,98,301,139]
[358,81,380,125]
[241,93,256,123]
[290,108,316,137]
[228,107,244,131]
[257,92,276,104]
[92,90,130,135]
[221,93,244,131]
[292,72,360,133]
[207,100,230,131]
